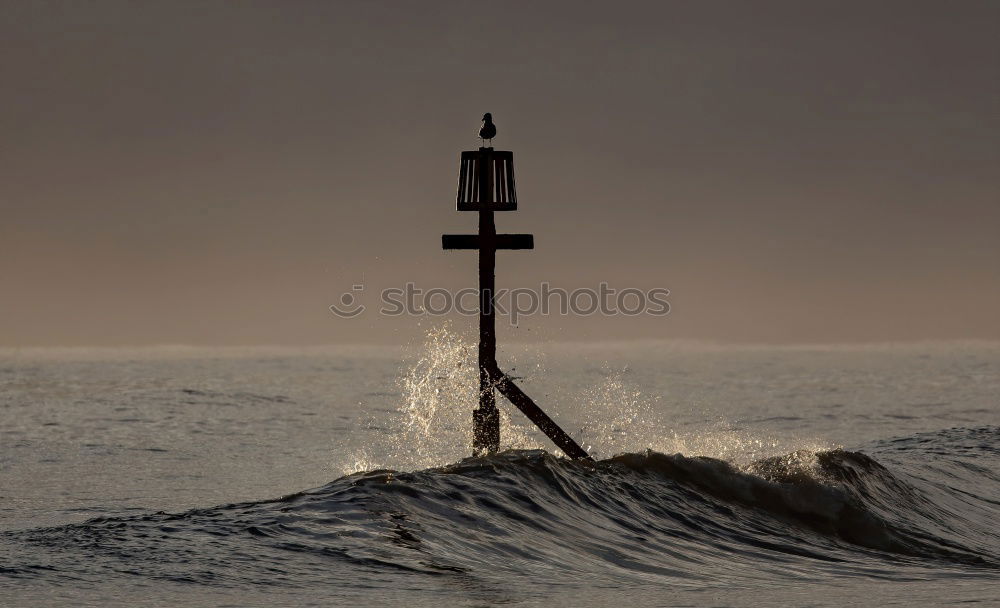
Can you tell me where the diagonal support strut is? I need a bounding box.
[487,364,591,460]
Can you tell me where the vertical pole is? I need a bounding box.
[474,148,500,454]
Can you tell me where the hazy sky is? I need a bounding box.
[2,1,997,346]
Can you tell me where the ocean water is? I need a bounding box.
[1,332,998,606]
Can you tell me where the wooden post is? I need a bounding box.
[475,148,500,454]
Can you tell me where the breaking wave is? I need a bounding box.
[4,427,998,593]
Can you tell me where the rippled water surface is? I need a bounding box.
[1,337,998,605]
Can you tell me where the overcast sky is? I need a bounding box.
[2,1,997,346]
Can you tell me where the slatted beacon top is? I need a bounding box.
[456,148,517,211]
[442,127,590,461]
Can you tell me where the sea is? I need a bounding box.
[1,329,998,606]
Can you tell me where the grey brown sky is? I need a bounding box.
[2,1,998,346]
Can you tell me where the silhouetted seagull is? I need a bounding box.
[479,113,496,146]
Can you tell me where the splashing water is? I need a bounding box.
[338,325,836,476]
[339,325,540,473]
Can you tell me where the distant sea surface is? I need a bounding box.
[2,334,998,606]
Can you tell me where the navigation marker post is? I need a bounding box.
[442,142,590,460]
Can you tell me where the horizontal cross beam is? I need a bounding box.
[442,234,534,250]
[457,202,517,212]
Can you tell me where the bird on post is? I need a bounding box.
[479,113,496,146]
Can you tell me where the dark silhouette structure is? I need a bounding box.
[443,116,590,460]
[479,113,496,146]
